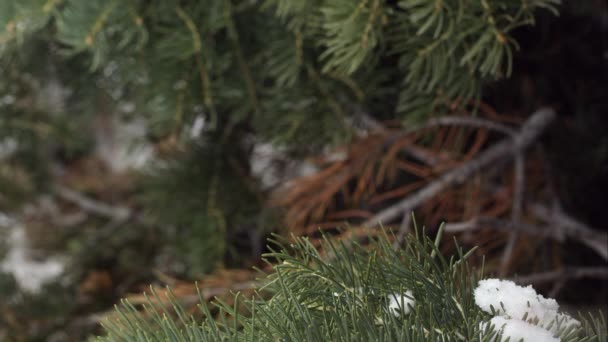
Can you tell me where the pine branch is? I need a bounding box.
[98,228,607,341]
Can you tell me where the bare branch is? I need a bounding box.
[444,217,553,237]
[423,116,516,135]
[500,154,525,276]
[54,185,131,221]
[392,211,412,250]
[443,215,608,261]
[362,108,556,228]
[530,203,608,260]
[512,267,608,285]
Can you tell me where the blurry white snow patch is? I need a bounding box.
[387,290,415,317]
[118,101,136,114]
[189,114,206,139]
[250,143,281,189]
[35,78,71,115]
[484,316,559,342]
[324,150,347,162]
[0,212,15,227]
[0,94,15,107]
[0,138,18,159]
[95,116,154,173]
[1,225,64,293]
[475,278,580,339]
[250,142,319,190]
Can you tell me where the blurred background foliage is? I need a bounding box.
[0,0,606,340]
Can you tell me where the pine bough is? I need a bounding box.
[98,226,606,341]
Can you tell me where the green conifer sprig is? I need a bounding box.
[387,0,560,117]
[98,228,607,341]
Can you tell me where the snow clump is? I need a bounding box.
[485,316,559,342]
[475,278,580,340]
[387,290,415,317]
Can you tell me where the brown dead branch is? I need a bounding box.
[362,108,556,228]
[275,112,505,233]
[368,181,425,206]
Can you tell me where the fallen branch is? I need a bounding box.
[53,185,157,228]
[362,108,556,228]
[512,267,608,285]
[423,116,516,135]
[529,203,608,260]
[499,154,525,276]
[54,185,131,221]
[397,114,516,166]
[444,217,554,237]
[443,215,608,261]
[392,211,413,250]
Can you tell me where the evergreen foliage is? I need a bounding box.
[98,229,607,341]
[0,0,560,275]
[139,141,268,275]
[0,0,561,150]
[6,1,607,339]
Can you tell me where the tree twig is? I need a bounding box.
[444,217,551,237]
[362,108,556,228]
[392,211,412,250]
[512,267,608,285]
[423,116,516,135]
[499,154,525,276]
[529,203,608,260]
[54,185,130,221]
[443,215,608,262]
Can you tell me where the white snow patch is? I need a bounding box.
[0,212,14,227]
[250,143,281,189]
[475,278,580,340]
[0,138,18,159]
[35,79,71,115]
[1,225,65,293]
[95,116,154,173]
[475,278,559,321]
[249,142,320,190]
[189,115,206,139]
[387,290,415,317]
[0,94,15,106]
[485,316,559,342]
[295,162,318,178]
